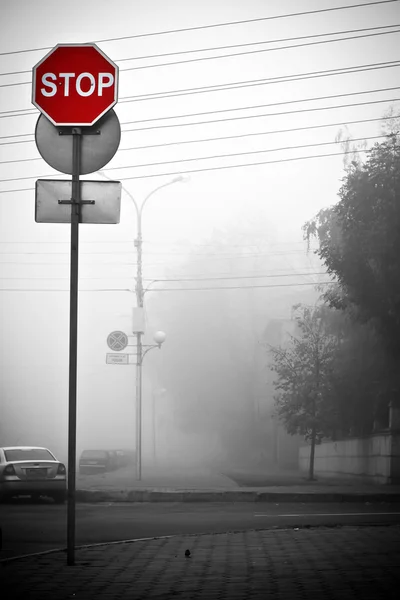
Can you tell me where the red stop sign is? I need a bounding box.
[32,43,119,127]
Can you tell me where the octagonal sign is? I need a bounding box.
[32,43,119,127]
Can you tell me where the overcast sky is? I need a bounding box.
[0,0,399,457]
[2,0,399,243]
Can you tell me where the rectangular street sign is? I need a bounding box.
[35,179,121,224]
[106,353,130,365]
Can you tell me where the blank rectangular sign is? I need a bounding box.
[35,179,121,224]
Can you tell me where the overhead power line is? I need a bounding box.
[107,134,388,172]
[0,110,35,119]
[0,134,386,183]
[122,97,400,134]
[0,59,398,129]
[118,60,400,103]
[0,276,135,280]
[1,56,399,98]
[0,264,321,281]
[2,23,399,78]
[0,249,321,257]
[147,281,333,292]
[3,84,393,138]
[0,137,34,147]
[0,60,400,125]
[0,85,397,153]
[117,115,397,152]
[0,113,395,153]
[118,28,400,73]
[0,288,132,292]
[0,239,315,247]
[0,271,325,281]
[121,149,370,181]
[115,23,400,64]
[0,1,396,57]
[115,147,377,181]
[120,86,400,127]
[75,1,400,43]
[0,281,332,293]
[145,271,327,282]
[0,145,383,193]
[144,240,318,248]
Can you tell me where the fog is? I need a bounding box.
[0,205,323,476]
[1,0,397,480]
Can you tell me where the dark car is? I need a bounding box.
[78,450,117,475]
[114,449,136,468]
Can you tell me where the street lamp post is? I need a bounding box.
[152,390,156,464]
[151,387,166,465]
[136,330,166,480]
[98,172,186,480]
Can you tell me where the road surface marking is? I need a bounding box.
[254,512,400,517]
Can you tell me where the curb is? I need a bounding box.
[75,489,400,503]
[2,522,399,564]
[0,534,174,565]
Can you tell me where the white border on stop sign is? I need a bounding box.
[31,42,119,127]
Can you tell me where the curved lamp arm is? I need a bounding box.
[98,172,187,227]
[139,344,161,366]
[98,170,140,222]
[142,279,162,296]
[139,175,186,219]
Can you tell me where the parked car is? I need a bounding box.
[107,450,119,471]
[79,449,118,474]
[0,446,67,503]
[114,449,136,468]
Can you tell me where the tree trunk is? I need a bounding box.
[308,425,317,481]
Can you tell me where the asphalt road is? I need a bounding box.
[1,500,400,560]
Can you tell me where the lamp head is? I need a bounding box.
[153,330,166,346]
[172,174,190,184]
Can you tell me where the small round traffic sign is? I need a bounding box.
[35,109,121,175]
[107,331,128,352]
[32,43,118,127]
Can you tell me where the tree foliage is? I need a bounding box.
[269,305,341,477]
[326,318,395,436]
[269,300,396,450]
[303,135,400,358]
[380,104,400,138]
[270,305,339,440]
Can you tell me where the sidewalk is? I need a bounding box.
[77,464,237,491]
[2,525,400,599]
[76,465,400,503]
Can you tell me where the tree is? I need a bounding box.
[268,305,339,480]
[380,103,400,138]
[326,318,396,436]
[303,135,400,359]
[335,125,368,171]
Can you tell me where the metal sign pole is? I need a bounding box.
[66,127,81,567]
[32,42,120,569]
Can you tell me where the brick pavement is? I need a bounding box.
[2,525,400,599]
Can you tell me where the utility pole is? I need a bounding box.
[97,174,186,482]
[152,390,156,464]
[135,215,144,481]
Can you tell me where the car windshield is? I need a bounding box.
[5,448,55,461]
[81,450,107,459]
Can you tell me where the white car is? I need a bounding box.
[0,446,67,503]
